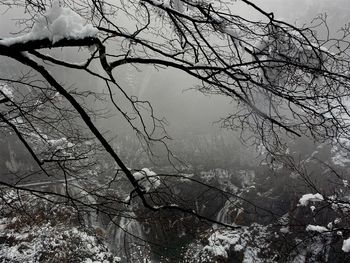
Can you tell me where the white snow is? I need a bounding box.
[201,224,270,262]
[327,222,333,230]
[342,238,350,252]
[133,168,161,192]
[46,137,74,152]
[334,218,341,224]
[204,231,240,258]
[48,137,68,147]
[306,225,328,233]
[234,244,244,251]
[124,195,131,203]
[0,83,14,99]
[298,193,324,206]
[280,226,290,234]
[331,202,350,213]
[0,0,98,46]
[0,193,120,263]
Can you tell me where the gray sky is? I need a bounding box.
[1,0,350,138]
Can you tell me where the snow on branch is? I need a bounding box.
[306,225,328,233]
[298,193,324,206]
[0,0,98,47]
[133,168,161,192]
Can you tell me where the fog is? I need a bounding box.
[100,0,350,139]
[1,0,350,165]
[2,0,350,141]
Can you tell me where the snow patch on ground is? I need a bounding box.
[0,191,120,263]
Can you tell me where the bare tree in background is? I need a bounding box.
[1,0,350,261]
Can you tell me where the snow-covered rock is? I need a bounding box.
[342,238,350,252]
[133,168,161,192]
[298,193,324,206]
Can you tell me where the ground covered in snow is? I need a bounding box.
[0,190,120,263]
